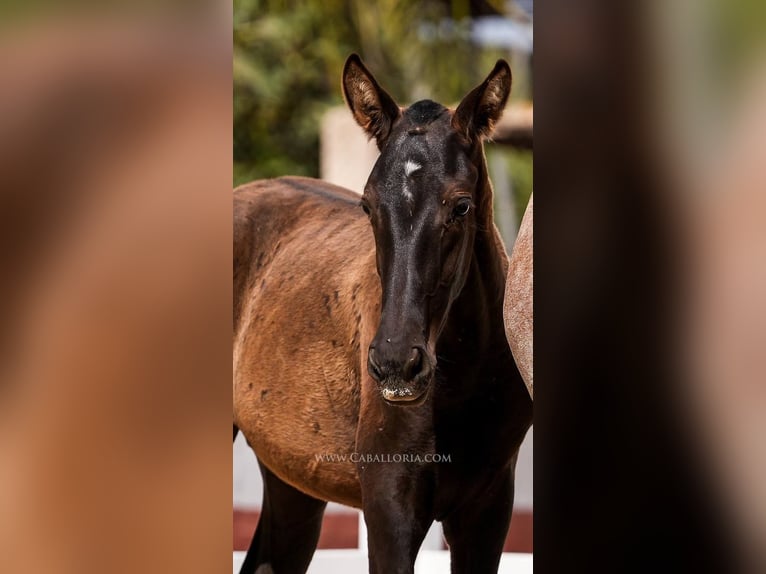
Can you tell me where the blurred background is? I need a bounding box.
[232,0,535,557]
[534,1,766,571]
[1,0,765,572]
[233,0,533,242]
[0,4,234,574]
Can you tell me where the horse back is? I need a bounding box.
[234,176,365,332]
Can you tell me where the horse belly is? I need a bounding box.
[234,249,369,507]
[234,340,362,507]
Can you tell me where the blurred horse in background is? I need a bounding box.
[504,194,533,399]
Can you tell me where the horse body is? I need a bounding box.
[234,55,532,574]
[234,177,375,507]
[504,194,534,399]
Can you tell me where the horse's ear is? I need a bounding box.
[452,60,512,142]
[342,54,401,149]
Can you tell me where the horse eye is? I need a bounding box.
[453,199,471,218]
[360,201,371,216]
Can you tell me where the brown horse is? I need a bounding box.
[504,194,533,399]
[233,54,532,574]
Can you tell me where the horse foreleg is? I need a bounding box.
[442,469,514,574]
[359,462,434,574]
[239,459,327,574]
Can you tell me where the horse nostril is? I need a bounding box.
[404,347,425,380]
[367,347,383,382]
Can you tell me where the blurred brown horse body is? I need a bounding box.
[234,55,532,574]
[504,194,533,399]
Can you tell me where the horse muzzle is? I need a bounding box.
[367,345,434,405]
[379,382,430,405]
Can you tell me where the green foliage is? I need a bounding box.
[234,1,357,184]
[507,149,533,221]
[708,0,766,100]
[234,0,533,198]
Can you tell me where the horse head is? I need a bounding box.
[343,54,511,405]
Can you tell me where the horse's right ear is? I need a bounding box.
[342,54,401,149]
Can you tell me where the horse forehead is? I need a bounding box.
[381,127,455,176]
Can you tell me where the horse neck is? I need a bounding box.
[442,151,509,354]
[472,147,509,299]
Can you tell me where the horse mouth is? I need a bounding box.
[380,384,429,406]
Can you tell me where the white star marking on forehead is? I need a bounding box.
[402,182,413,202]
[404,159,422,177]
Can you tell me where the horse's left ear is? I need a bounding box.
[342,54,401,149]
[452,60,512,142]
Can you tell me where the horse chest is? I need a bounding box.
[429,366,530,515]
